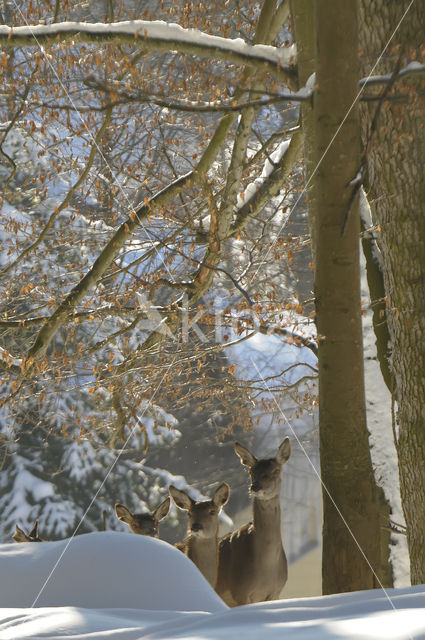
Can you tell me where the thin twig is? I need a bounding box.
[0,71,36,197]
[1,106,113,275]
[391,374,398,449]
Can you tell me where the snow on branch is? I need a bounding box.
[360,61,425,88]
[0,20,297,84]
[232,128,303,234]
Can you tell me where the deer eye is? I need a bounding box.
[209,509,216,515]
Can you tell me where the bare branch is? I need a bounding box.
[232,317,318,355]
[0,305,147,329]
[82,80,313,112]
[384,519,407,536]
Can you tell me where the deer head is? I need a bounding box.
[12,520,43,543]
[114,497,170,537]
[235,437,291,500]
[169,483,230,539]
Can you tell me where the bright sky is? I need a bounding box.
[0,531,424,640]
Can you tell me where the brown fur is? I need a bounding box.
[169,482,230,587]
[114,497,170,537]
[216,438,291,606]
[12,520,43,543]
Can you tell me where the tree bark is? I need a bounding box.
[314,0,382,594]
[359,0,425,584]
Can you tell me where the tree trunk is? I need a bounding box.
[359,0,425,584]
[290,0,316,256]
[360,193,394,589]
[360,206,392,393]
[314,0,382,594]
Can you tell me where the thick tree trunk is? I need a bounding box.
[359,0,425,584]
[314,0,382,594]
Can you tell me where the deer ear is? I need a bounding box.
[213,482,230,507]
[169,485,193,511]
[115,503,134,524]
[153,496,171,521]
[29,520,39,539]
[12,525,28,543]
[234,442,257,468]
[277,437,291,464]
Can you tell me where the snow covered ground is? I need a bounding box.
[0,531,424,640]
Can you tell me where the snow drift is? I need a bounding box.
[0,531,226,612]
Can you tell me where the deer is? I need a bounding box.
[12,520,43,543]
[215,437,291,606]
[114,497,171,537]
[169,482,230,588]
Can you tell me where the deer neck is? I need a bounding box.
[187,534,218,587]
[252,493,282,546]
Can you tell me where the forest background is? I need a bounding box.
[0,0,424,595]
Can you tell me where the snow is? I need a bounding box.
[236,139,291,208]
[0,20,296,69]
[6,466,56,527]
[0,532,225,611]
[1,531,425,639]
[360,189,409,585]
[359,61,425,87]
